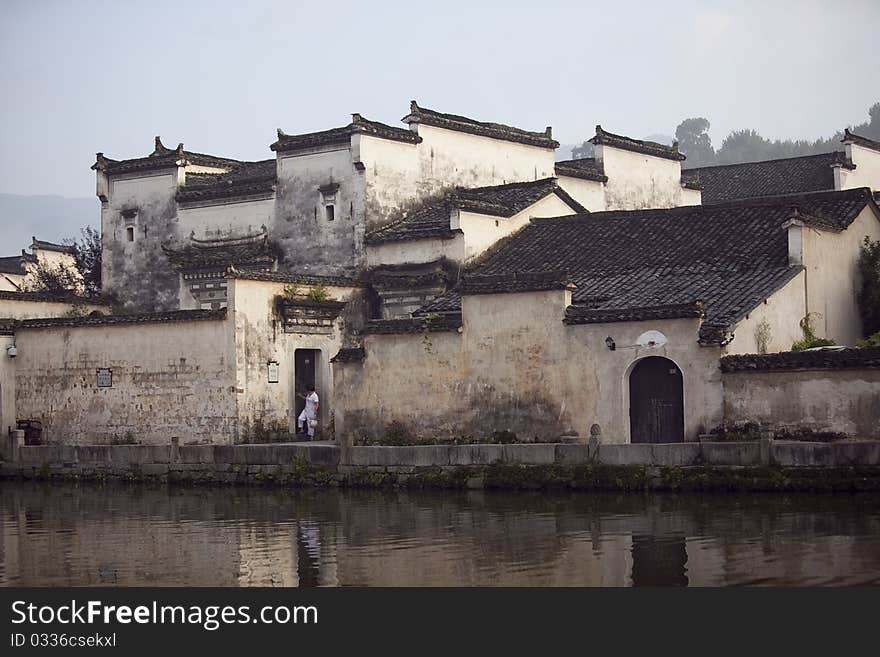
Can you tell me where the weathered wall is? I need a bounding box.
[335,289,724,444]
[101,171,182,310]
[803,205,880,344]
[555,175,606,211]
[727,271,806,354]
[598,145,688,210]
[457,194,577,261]
[365,234,465,268]
[0,335,14,436]
[274,148,366,276]
[13,316,237,445]
[360,127,556,231]
[723,368,880,438]
[177,196,275,241]
[230,278,362,438]
[0,295,108,320]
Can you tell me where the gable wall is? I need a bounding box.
[598,145,687,210]
[726,271,807,355]
[274,147,366,277]
[360,127,556,231]
[101,171,182,311]
[555,175,605,211]
[457,193,578,261]
[803,206,880,344]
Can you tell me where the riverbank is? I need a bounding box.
[2,440,880,492]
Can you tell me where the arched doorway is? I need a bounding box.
[629,357,684,443]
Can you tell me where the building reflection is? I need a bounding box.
[1,483,879,587]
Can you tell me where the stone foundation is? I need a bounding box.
[2,439,880,491]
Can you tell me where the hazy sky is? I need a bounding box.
[1,0,878,198]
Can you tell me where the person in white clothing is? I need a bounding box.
[300,384,319,439]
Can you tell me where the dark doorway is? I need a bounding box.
[294,349,319,423]
[629,356,684,443]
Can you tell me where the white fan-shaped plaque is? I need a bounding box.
[637,330,667,348]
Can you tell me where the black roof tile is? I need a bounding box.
[720,346,880,372]
[361,313,463,335]
[413,188,875,343]
[554,157,608,182]
[683,151,854,204]
[16,309,226,330]
[93,137,241,176]
[271,114,421,153]
[842,128,880,153]
[226,268,364,288]
[178,160,276,204]
[365,178,584,244]
[162,232,280,272]
[403,101,558,149]
[590,126,685,161]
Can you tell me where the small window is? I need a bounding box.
[126,226,135,242]
[326,204,335,221]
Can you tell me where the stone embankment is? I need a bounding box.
[2,437,880,492]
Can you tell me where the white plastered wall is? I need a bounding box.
[802,206,880,344]
[597,145,688,210]
[726,271,807,355]
[555,175,605,211]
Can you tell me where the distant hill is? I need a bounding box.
[0,194,97,255]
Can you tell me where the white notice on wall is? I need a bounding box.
[96,368,112,387]
[268,361,279,383]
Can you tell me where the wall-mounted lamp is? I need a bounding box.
[604,336,616,351]
[6,344,17,358]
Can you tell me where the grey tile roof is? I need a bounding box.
[177,160,276,204]
[682,151,854,204]
[720,346,880,372]
[16,309,226,330]
[271,114,421,153]
[30,238,75,254]
[458,271,574,295]
[590,125,686,161]
[0,255,27,275]
[162,233,281,272]
[0,290,109,304]
[402,101,559,149]
[225,268,364,288]
[361,313,463,335]
[365,178,585,244]
[93,137,241,176]
[413,188,876,343]
[842,128,880,153]
[564,301,705,325]
[554,157,608,182]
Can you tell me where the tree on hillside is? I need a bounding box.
[570,141,594,159]
[675,117,716,167]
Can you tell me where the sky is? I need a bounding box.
[1,0,879,201]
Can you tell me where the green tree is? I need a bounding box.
[675,117,716,167]
[857,237,880,337]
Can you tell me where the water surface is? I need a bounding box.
[1,481,879,586]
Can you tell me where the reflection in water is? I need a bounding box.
[1,481,879,587]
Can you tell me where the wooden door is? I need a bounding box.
[629,357,684,443]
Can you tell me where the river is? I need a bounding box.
[1,481,879,586]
